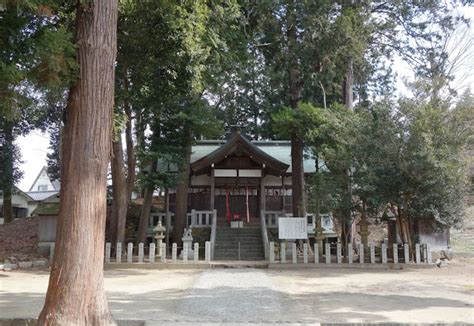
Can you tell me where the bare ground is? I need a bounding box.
[0,259,473,324]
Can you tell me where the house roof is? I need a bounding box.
[28,166,60,192]
[190,132,290,176]
[26,191,59,202]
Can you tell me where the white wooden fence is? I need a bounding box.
[105,241,212,264]
[269,242,433,265]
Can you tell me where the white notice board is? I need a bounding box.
[278,217,307,239]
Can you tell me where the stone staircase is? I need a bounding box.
[213,226,265,261]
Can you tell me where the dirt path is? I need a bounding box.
[0,261,473,324]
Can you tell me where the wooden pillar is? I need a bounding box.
[260,168,266,213]
[165,189,170,251]
[210,168,215,210]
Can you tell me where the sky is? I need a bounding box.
[15,5,474,192]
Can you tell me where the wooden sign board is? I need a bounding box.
[278,217,307,239]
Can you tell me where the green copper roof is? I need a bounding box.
[191,140,316,173]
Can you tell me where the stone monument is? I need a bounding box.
[180,227,194,260]
[153,221,166,258]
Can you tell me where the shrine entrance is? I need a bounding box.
[215,185,259,226]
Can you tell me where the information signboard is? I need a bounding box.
[278,217,307,239]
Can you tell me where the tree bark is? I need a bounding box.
[124,103,135,200]
[121,65,136,201]
[172,143,192,247]
[111,136,128,247]
[38,0,117,324]
[136,158,157,245]
[136,184,153,245]
[287,0,306,218]
[2,122,14,224]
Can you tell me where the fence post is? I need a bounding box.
[161,243,166,262]
[194,243,199,262]
[127,243,133,263]
[172,243,177,262]
[359,243,364,264]
[381,243,387,264]
[370,243,375,264]
[426,244,432,264]
[303,243,308,264]
[393,244,398,264]
[269,242,275,263]
[415,243,421,264]
[404,243,409,263]
[292,243,297,264]
[325,243,331,264]
[116,242,122,263]
[314,243,319,264]
[138,243,144,263]
[336,243,342,264]
[105,243,111,263]
[149,243,156,263]
[205,241,211,263]
[281,242,286,264]
[348,243,353,264]
[183,243,188,263]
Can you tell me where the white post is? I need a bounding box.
[426,244,432,264]
[105,243,111,263]
[415,243,421,264]
[314,243,319,264]
[423,244,428,263]
[292,243,297,264]
[269,242,275,263]
[359,243,364,264]
[161,243,166,262]
[393,244,398,264]
[370,243,375,264]
[149,243,156,263]
[116,242,122,263]
[194,243,199,262]
[138,243,144,263]
[183,243,188,263]
[348,243,353,264]
[404,243,409,263]
[381,243,387,264]
[205,241,211,263]
[172,243,177,262]
[281,242,286,264]
[303,243,308,264]
[127,243,133,263]
[336,243,342,264]
[325,243,331,264]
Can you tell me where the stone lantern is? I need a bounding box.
[153,221,166,257]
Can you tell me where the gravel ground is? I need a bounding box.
[0,260,473,324]
[179,269,283,323]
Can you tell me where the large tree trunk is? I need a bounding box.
[136,184,153,245]
[287,0,306,217]
[111,137,128,247]
[124,103,135,200]
[38,0,117,324]
[2,122,14,224]
[172,144,192,247]
[136,158,156,245]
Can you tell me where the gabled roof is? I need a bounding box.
[28,166,60,192]
[26,190,59,202]
[190,132,290,176]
